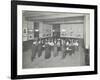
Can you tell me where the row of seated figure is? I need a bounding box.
[31,38,80,61]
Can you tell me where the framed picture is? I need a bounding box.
[11,0,98,79]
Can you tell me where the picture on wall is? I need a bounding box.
[11,0,97,79]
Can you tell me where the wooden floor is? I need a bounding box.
[22,43,86,69]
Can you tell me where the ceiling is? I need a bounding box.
[23,11,85,24]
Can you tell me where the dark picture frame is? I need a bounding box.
[11,0,97,79]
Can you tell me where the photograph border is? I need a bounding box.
[11,0,98,79]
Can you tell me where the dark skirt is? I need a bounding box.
[61,45,66,58]
[45,45,51,59]
[53,45,58,57]
[38,44,43,57]
[57,47,61,51]
[69,46,75,55]
[31,44,38,61]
